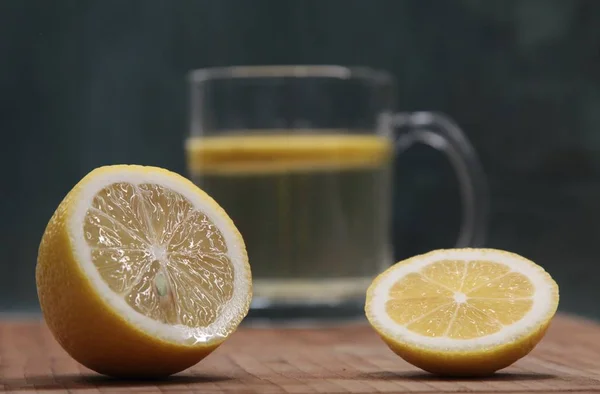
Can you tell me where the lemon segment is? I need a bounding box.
[365,248,559,377]
[36,165,252,378]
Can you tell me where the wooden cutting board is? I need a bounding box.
[1,313,599,393]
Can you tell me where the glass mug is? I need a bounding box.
[185,65,488,322]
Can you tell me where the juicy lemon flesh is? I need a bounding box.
[84,182,234,329]
[185,132,394,175]
[387,260,534,339]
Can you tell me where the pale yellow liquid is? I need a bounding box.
[185,132,394,305]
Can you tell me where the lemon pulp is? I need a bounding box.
[387,260,534,339]
[84,182,235,328]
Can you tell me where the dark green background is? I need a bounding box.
[2,0,599,318]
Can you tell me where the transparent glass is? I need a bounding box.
[185,65,488,322]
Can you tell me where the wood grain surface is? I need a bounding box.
[1,314,599,393]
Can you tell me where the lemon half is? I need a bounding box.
[365,248,559,377]
[36,165,252,378]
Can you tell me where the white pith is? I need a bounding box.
[367,249,557,351]
[69,168,250,345]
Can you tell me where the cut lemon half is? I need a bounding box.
[365,248,559,377]
[36,165,251,378]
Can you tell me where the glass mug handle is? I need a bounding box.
[390,111,489,247]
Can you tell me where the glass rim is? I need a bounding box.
[188,65,394,84]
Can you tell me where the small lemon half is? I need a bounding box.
[365,248,559,377]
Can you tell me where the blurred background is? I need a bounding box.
[1,0,598,318]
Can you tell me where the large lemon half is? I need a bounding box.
[36,165,252,378]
